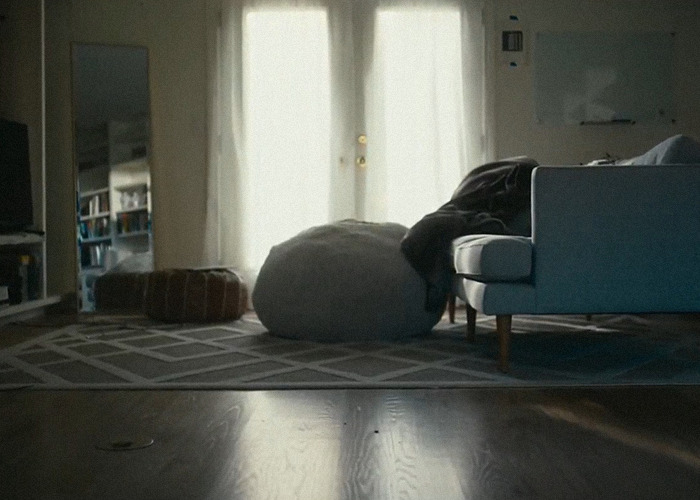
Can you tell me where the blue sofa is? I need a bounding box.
[451,163,700,372]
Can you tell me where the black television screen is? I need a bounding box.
[0,119,34,233]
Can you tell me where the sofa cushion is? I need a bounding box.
[452,235,532,282]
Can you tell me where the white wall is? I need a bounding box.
[488,0,700,164]
[45,0,210,296]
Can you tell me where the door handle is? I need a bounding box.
[356,134,367,167]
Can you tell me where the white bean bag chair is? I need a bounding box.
[252,220,444,341]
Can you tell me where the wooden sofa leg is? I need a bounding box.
[496,315,512,373]
[466,304,476,342]
[448,294,456,323]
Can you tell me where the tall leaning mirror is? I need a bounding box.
[72,44,153,312]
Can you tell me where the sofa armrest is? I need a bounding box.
[530,165,700,313]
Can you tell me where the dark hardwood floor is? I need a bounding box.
[0,386,699,499]
[1,312,700,499]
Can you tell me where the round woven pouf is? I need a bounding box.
[144,268,248,323]
[252,220,443,341]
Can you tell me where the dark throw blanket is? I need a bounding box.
[401,157,538,312]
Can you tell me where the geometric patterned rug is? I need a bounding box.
[1,313,699,390]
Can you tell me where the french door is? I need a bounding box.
[239,0,470,271]
[241,8,332,269]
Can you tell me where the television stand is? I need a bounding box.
[0,232,59,322]
[0,232,44,246]
[0,295,64,323]
[19,228,45,236]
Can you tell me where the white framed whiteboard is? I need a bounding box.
[534,32,675,125]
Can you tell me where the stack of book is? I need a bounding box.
[80,191,109,217]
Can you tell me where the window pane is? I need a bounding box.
[242,9,331,270]
[374,8,464,226]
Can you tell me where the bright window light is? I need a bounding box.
[242,9,331,270]
[375,8,464,226]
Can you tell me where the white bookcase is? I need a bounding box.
[0,233,57,318]
[110,158,152,255]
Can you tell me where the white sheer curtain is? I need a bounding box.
[242,8,332,271]
[206,0,490,284]
[364,5,465,225]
